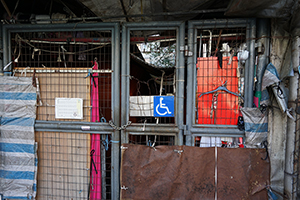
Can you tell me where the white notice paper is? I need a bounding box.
[55,98,83,119]
[129,96,154,116]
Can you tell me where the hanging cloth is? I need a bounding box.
[89,60,102,199]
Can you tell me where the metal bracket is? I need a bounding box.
[180,45,193,57]
[174,149,184,155]
[120,146,128,150]
[121,186,128,190]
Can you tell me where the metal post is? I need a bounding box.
[284,34,299,200]
[255,18,270,106]
[186,21,195,146]
[101,134,107,200]
[245,19,256,107]
[177,22,185,145]
[0,23,2,75]
[111,23,121,200]
[2,25,7,75]
[121,24,129,144]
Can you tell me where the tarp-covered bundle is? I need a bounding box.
[0,77,37,199]
[241,107,268,148]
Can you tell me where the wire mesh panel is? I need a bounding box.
[11,30,113,122]
[4,24,119,200]
[35,132,112,200]
[129,29,177,124]
[195,27,246,125]
[129,134,175,146]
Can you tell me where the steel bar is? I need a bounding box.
[245,19,256,107]
[35,120,113,131]
[255,19,270,106]
[190,127,244,136]
[111,23,121,200]
[125,123,179,133]
[14,69,113,73]
[177,22,185,145]
[185,21,196,146]
[121,24,129,144]
[193,124,241,128]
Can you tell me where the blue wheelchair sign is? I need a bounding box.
[154,96,174,117]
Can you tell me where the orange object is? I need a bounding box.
[197,56,239,125]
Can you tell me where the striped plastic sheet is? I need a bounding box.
[0,77,37,199]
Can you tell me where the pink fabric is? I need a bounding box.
[253,96,259,108]
[90,61,102,199]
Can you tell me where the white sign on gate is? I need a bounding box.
[129,95,174,117]
[55,98,83,119]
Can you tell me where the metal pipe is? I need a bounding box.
[191,132,245,138]
[13,69,113,73]
[185,21,196,146]
[34,128,112,134]
[2,25,8,74]
[176,22,185,145]
[255,18,270,107]
[121,24,128,144]
[190,127,244,136]
[111,23,121,200]
[126,123,179,133]
[193,124,241,128]
[245,19,256,107]
[0,23,2,75]
[198,32,202,58]
[127,131,177,136]
[284,34,299,200]
[202,30,212,57]
[34,120,114,132]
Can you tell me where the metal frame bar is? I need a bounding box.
[121,21,185,145]
[2,22,121,200]
[186,19,255,145]
[13,69,113,73]
[111,23,121,200]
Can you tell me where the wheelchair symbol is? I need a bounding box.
[156,97,172,116]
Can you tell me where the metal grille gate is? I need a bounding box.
[1,19,258,199]
[2,23,120,200]
[121,22,185,146]
[186,19,256,146]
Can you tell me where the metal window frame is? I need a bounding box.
[121,21,185,145]
[2,22,121,200]
[185,19,256,145]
